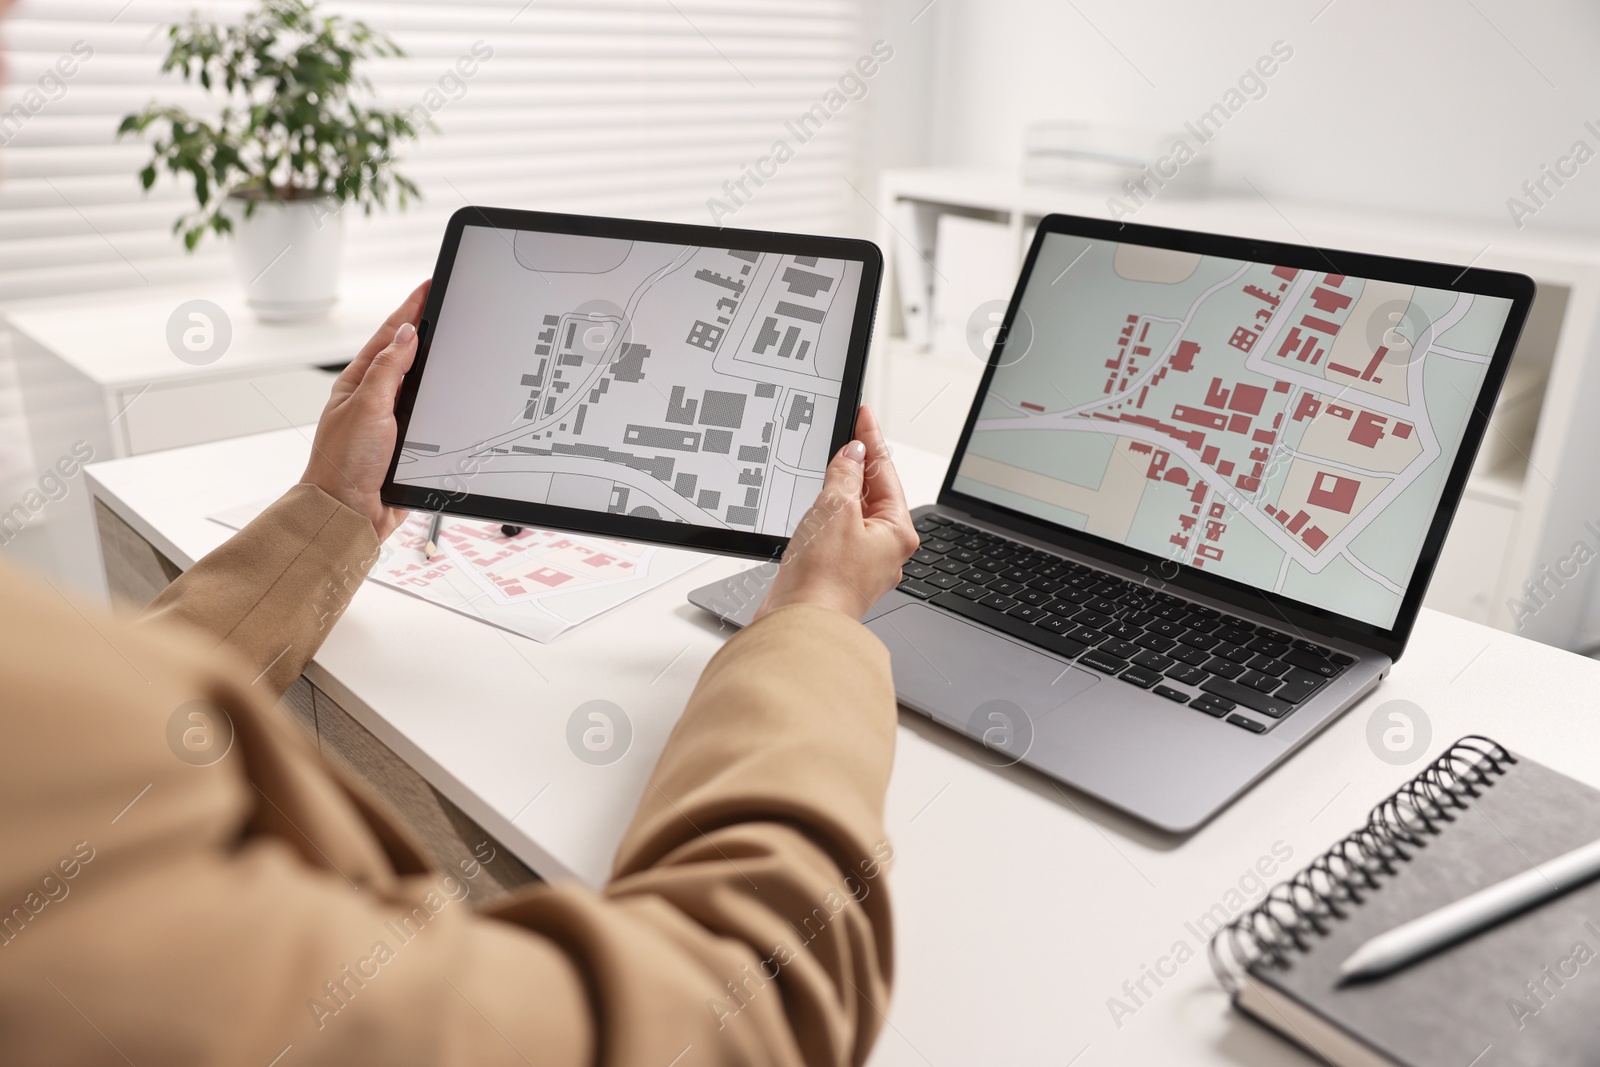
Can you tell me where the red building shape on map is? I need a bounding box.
[1228,327,1259,353]
[1229,383,1267,415]
[1307,471,1360,514]
[1308,287,1353,315]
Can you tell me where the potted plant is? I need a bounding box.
[119,0,423,321]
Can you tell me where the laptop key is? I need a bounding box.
[1036,614,1073,635]
[1215,642,1255,664]
[1205,658,1246,680]
[928,592,1090,661]
[1015,589,1050,606]
[1200,677,1293,718]
[1275,667,1329,704]
[989,579,1024,596]
[1226,714,1267,734]
[1067,625,1107,646]
[955,583,989,600]
[1164,664,1208,686]
[927,573,963,590]
[1118,665,1162,689]
[1247,634,1290,657]
[1007,604,1047,623]
[1098,638,1141,660]
[1074,609,1111,629]
[979,592,1019,611]
[1146,619,1184,637]
[934,558,968,574]
[922,513,952,525]
[921,538,955,554]
[1330,651,1356,666]
[1079,649,1129,674]
[1135,632,1176,653]
[914,518,945,534]
[1153,685,1190,704]
[897,579,940,600]
[1178,631,1220,651]
[1191,694,1234,717]
[1282,648,1344,677]
[1238,670,1282,694]
[1171,644,1211,667]
[912,549,942,565]
[1027,577,1065,593]
[1103,619,1141,640]
[1249,655,1290,676]
[902,562,936,580]
[1131,649,1174,672]
[959,568,993,585]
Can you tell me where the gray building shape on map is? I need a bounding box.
[786,395,815,431]
[624,425,701,452]
[665,386,697,425]
[782,267,834,299]
[726,506,759,526]
[755,382,778,398]
[775,300,825,324]
[702,429,733,454]
[698,390,747,429]
[611,343,651,383]
[695,269,746,295]
[738,445,768,464]
[687,321,724,352]
[696,489,721,510]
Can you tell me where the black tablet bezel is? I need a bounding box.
[938,212,1535,661]
[382,206,883,561]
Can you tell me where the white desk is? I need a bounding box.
[85,426,1599,1066]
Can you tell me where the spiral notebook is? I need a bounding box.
[1210,737,1600,1067]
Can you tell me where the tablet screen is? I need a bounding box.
[394,224,867,539]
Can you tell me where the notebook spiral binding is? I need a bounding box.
[1208,735,1516,994]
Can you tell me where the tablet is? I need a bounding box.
[382,207,883,559]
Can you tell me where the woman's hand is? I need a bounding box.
[300,280,430,541]
[754,404,919,621]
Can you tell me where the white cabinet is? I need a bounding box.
[5,272,418,598]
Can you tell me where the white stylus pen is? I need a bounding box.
[1338,836,1600,982]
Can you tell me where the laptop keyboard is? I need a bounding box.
[896,512,1356,733]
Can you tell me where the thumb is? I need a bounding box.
[818,439,867,516]
[357,322,419,409]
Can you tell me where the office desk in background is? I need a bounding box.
[7,273,420,597]
[85,426,1600,1066]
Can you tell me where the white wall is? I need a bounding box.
[920,0,1600,234]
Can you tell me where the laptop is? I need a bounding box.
[689,213,1535,833]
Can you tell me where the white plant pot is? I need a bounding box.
[225,194,345,322]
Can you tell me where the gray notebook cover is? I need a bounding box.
[1251,750,1600,1067]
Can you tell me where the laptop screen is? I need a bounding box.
[949,233,1516,631]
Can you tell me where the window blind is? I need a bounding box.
[0,0,875,302]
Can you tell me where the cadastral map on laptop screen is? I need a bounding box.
[951,234,1514,629]
[396,225,863,537]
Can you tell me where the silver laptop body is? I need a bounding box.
[691,214,1533,833]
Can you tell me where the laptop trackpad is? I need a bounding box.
[867,604,1099,761]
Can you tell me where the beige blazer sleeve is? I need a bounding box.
[0,485,898,1067]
